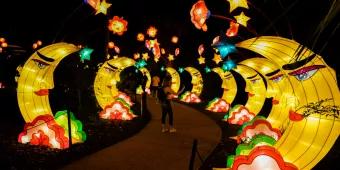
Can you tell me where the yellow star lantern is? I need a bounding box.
[168,54,175,61]
[142,53,149,61]
[154,57,159,63]
[234,12,250,27]
[213,54,222,64]
[198,56,205,64]
[227,0,249,13]
[95,0,112,15]
[133,53,140,60]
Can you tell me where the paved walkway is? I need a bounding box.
[63,97,221,170]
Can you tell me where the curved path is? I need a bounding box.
[63,96,221,170]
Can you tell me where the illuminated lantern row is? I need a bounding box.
[54,110,86,143]
[17,43,80,122]
[179,91,201,103]
[18,115,69,149]
[99,97,137,120]
[236,36,340,169]
[205,98,230,113]
[108,16,128,36]
[224,105,255,125]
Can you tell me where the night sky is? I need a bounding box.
[0,0,338,69]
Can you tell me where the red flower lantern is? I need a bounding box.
[190,0,210,32]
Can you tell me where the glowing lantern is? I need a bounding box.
[168,54,175,61]
[234,12,250,27]
[135,59,147,69]
[1,42,8,48]
[171,36,178,44]
[190,0,210,31]
[133,53,140,60]
[84,0,100,9]
[198,44,204,55]
[0,47,2,53]
[142,53,149,61]
[226,21,239,37]
[0,37,5,42]
[179,91,201,103]
[185,67,203,96]
[204,66,211,73]
[108,41,115,49]
[79,47,94,62]
[198,56,205,64]
[206,98,230,112]
[212,54,222,64]
[37,40,42,46]
[18,115,69,149]
[100,100,137,120]
[161,48,166,54]
[212,34,236,59]
[95,0,111,15]
[32,43,38,49]
[108,16,128,36]
[54,110,86,143]
[137,33,145,41]
[227,0,249,13]
[175,48,180,56]
[238,118,282,143]
[114,46,120,54]
[147,26,157,38]
[230,146,297,170]
[224,105,255,125]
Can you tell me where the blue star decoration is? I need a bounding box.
[221,59,237,72]
[79,47,94,62]
[178,67,185,73]
[212,33,236,59]
[135,59,147,69]
[204,66,212,73]
[160,66,165,72]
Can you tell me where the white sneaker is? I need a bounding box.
[169,128,176,133]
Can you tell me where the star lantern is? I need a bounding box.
[198,56,205,64]
[147,26,158,38]
[178,67,185,73]
[234,12,250,27]
[204,66,211,73]
[198,44,204,55]
[227,0,249,13]
[108,41,115,49]
[135,59,147,69]
[108,16,128,36]
[95,0,112,15]
[79,47,94,62]
[142,53,149,61]
[212,34,236,59]
[168,54,175,61]
[133,53,140,60]
[222,59,236,72]
[212,54,222,64]
[161,48,166,54]
[190,0,210,31]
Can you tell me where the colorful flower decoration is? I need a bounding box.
[190,0,210,31]
[18,115,69,149]
[108,16,128,36]
[54,110,86,143]
[206,98,230,112]
[179,91,201,103]
[100,99,136,120]
[147,26,158,38]
[238,119,282,143]
[235,134,276,156]
[228,146,298,170]
[224,105,255,125]
[114,92,134,106]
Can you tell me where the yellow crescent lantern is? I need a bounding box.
[212,67,237,104]
[233,65,266,115]
[237,36,340,169]
[17,43,79,122]
[165,67,180,93]
[94,57,135,109]
[240,58,293,128]
[184,67,203,96]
